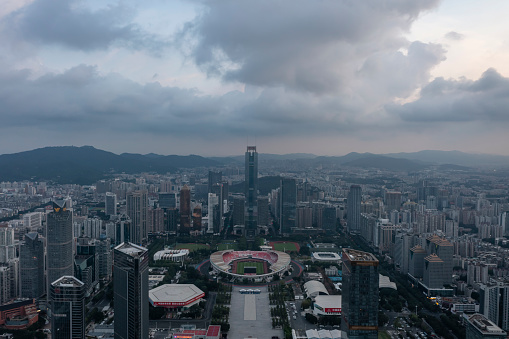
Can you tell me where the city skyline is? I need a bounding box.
[1,1,509,156]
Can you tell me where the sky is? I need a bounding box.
[1,0,509,156]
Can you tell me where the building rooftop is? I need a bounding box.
[468,314,507,335]
[51,276,84,287]
[343,248,378,263]
[149,284,205,307]
[114,242,147,256]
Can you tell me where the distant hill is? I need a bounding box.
[384,150,509,167]
[342,154,426,172]
[0,146,218,184]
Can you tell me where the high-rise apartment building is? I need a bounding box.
[0,225,16,263]
[342,248,379,339]
[105,192,117,216]
[384,191,402,212]
[347,185,362,233]
[20,232,45,299]
[179,185,191,234]
[257,196,269,227]
[47,201,74,294]
[114,242,149,339]
[245,146,258,241]
[50,276,85,339]
[126,190,148,244]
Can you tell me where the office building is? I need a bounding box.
[208,171,222,194]
[179,185,191,233]
[322,206,337,231]
[159,192,176,209]
[208,193,219,234]
[192,205,202,232]
[245,146,258,241]
[165,208,179,234]
[126,190,148,244]
[114,214,131,245]
[50,276,85,339]
[257,196,269,227]
[105,192,117,216]
[114,242,149,339]
[20,232,45,299]
[342,248,379,338]
[279,178,297,235]
[347,185,362,233]
[47,201,74,295]
[96,237,112,280]
[74,237,99,296]
[232,195,245,226]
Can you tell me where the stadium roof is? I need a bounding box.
[379,274,397,290]
[304,280,329,297]
[314,295,342,309]
[149,284,205,307]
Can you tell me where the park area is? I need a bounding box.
[269,241,300,252]
[175,243,210,252]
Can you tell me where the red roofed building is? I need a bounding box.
[0,299,39,330]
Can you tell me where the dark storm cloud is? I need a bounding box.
[180,0,441,93]
[0,64,386,138]
[4,0,166,52]
[391,68,509,122]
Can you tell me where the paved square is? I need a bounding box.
[228,286,283,339]
[244,294,256,320]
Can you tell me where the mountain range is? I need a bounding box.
[0,146,508,184]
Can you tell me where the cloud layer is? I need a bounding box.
[0,0,508,155]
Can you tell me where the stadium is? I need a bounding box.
[209,249,291,282]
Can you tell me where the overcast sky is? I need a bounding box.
[1,0,508,156]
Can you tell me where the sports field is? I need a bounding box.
[175,243,210,252]
[270,241,299,252]
[236,261,265,275]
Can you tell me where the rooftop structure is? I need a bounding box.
[466,313,507,339]
[149,284,205,308]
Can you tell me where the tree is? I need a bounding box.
[305,313,318,324]
[299,246,311,256]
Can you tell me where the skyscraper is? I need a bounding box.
[114,242,149,339]
[347,185,362,233]
[50,276,85,339]
[179,185,191,234]
[126,190,148,244]
[245,146,258,241]
[279,178,297,235]
[208,170,222,194]
[20,232,45,299]
[105,192,117,216]
[342,248,379,339]
[47,201,74,295]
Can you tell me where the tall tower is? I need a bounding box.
[342,248,379,339]
[47,201,73,294]
[179,185,191,234]
[20,232,45,299]
[245,146,258,241]
[50,276,85,339]
[347,185,362,233]
[114,242,149,339]
[126,190,148,244]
